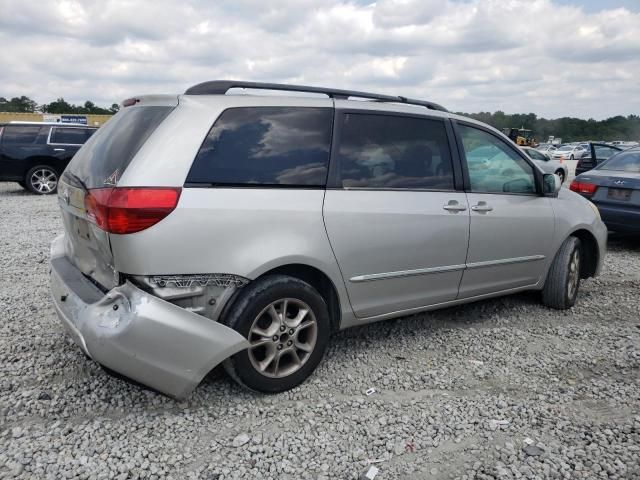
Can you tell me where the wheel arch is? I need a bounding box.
[569,228,599,279]
[254,263,343,333]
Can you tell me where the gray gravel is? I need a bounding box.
[0,181,639,479]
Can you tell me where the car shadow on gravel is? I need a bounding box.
[0,183,32,196]
[608,233,640,252]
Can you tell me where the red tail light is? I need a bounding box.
[85,187,181,234]
[569,180,597,196]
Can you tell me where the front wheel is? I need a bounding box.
[542,236,582,309]
[25,165,58,194]
[569,154,574,160]
[222,275,330,392]
[555,169,566,184]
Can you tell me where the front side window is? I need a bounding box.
[50,127,90,145]
[186,107,333,187]
[459,124,536,194]
[334,113,454,190]
[1,125,42,145]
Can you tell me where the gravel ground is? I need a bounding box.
[0,181,638,480]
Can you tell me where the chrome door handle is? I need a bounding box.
[443,201,467,212]
[471,202,493,212]
[54,148,66,152]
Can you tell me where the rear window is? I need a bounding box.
[186,107,333,187]
[65,106,173,188]
[1,125,43,145]
[50,127,93,145]
[598,151,640,173]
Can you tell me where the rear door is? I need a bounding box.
[47,126,93,167]
[0,125,45,179]
[454,121,555,298]
[323,109,469,318]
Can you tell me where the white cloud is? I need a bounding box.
[0,0,639,118]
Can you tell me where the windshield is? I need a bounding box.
[597,151,640,173]
[64,106,174,189]
[557,146,572,151]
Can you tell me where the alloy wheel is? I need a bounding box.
[247,298,318,378]
[30,168,58,194]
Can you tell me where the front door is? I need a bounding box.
[323,110,470,318]
[455,122,555,298]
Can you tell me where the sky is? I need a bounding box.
[0,0,639,120]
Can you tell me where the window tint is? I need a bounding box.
[50,127,90,145]
[460,125,536,194]
[187,107,333,187]
[65,106,173,189]
[1,125,42,145]
[335,114,454,190]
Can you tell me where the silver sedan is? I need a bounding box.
[521,146,569,183]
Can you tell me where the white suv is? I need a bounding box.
[50,81,607,398]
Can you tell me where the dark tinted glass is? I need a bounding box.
[50,127,90,145]
[65,106,173,188]
[2,125,42,145]
[335,114,454,189]
[186,107,332,187]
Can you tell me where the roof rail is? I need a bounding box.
[184,80,448,112]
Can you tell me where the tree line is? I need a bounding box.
[456,111,640,143]
[0,96,119,115]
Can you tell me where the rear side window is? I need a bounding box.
[50,127,91,145]
[186,107,333,187]
[1,125,42,145]
[65,106,173,188]
[334,113,454,190]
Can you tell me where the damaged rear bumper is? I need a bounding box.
[49,236,249,399]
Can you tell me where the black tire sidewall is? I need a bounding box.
[25,165,58,195]
[565,241,581,305]
[224,276,330,392]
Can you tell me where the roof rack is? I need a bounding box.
[184,80,448,112]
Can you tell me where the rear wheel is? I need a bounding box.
[222,275,330,392]
[542,236,582,309]
[555,169,565,184]
[25,165,58,194]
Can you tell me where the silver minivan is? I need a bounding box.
[50,81,607,398]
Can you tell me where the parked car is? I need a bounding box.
[49,81,607,398]
[575,143,623,176]
[0,122,97,194]
[537,144,557,155]
[552,144,587,161]
[570,147,640,234]
[521,146,569,183]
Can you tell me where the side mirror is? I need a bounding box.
[543,173,561,197]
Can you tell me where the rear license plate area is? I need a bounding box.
[607,188,632,201]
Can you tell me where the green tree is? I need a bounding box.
[0,95,38,112]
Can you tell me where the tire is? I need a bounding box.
[542,236,582,310]
[25,165,58,195]
[555,169,565,184]
[569,154,574,160]
[222,275,331,393]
